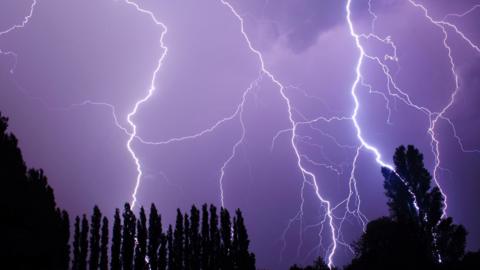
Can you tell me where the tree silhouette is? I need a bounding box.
[460,250,480,270]
[289,256,330,270]
[111,208,122,270]
[122,203,136,270]
[134,207,147,270]
[184,213,191,270]
[220,207,233,269]
[158,232,168,270]
[73,216,81,270]
[0,112,261,270]
[167,225,174,270]
[99,217,109,270]
[60,210,71,270]
[80,215,89,270]
[89,206,102,270]
[148,204,162,270]
[189,206,201,270]
[0,113,70,269]
[201,204,210,270]
[173,209,184,270]
[436,217,467,266]
[232,209,256,270]
[210,205,221,270]
[347,145,468,270]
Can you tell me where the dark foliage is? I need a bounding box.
[0,113,70,269]
[345,145,472,270]
[184,213,191,270]
[189,206,201,270]
[173,210,184,270]
[80,215,90,270]
[209,205,220,270]
[73,216,81,270]
[134,207,147,270]
[201,204,210,270]
[99,217,109,270]
[290,256,331,270]
[89,206,102,270]
[220,208,232,270]
[0,113,259,270]
[167,225,174,270]
[232,209,256,270]
[148,204,162,270]
[111,209,122,270]
[122,203,136,270]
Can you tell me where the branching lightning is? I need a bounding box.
[0,0,37,74]
[2,0,480,268]
[121,0,168,209]
[218,1,338,267]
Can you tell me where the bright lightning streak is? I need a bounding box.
[0,0,37,74]
[218,0,338,267]
[347,0,480,221]
[407,0,480,216]
[345,0,396,173]
[346,0,426,226]
[219,75,261,207]
[3,1,479,268]
[347,0,480,263]
[122,0,168,209]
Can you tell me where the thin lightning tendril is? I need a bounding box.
[218,1,338,267]
[0,0,37,74]
[2,0,480,268]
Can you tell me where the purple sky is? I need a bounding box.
[1,0,479,268]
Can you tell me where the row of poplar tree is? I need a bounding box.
[1,112,256,270]
[70,203,256,270]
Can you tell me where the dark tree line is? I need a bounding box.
[0,112,70,269]
[70,203,255,270]
[345,145,476,270]
[0,113,256,270]
[291,145,480,270]
[3,111,480,270]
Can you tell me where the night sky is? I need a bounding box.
[1,0,479,269]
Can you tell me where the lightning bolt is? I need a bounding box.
[219,75,261,207]
[121,0,168,209]
[346,0,480,264]
[0,0,37,74]
[346,0,480,221]
[407,0,480,216]
[218,1,341,268]
[3,1,480,268]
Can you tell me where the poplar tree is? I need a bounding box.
[72,216,81,270]
[220,208,232,269]
[167,225,174,270]
[79,215,89,270]
[173,209,184,270]
[60,210,71,270]
[184,213,191,270]
[134,207,147,270]
[201,204,210,270]
[210,205,220,270]
[122,203,136,270]
[111,209,122,270]
[158,233,168,270]
[189,206,201,270]
[99,217,109,270]
[89,206,102,270]
[148,204,162,270]
[158,232,168,270]
[233,209,255,270]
